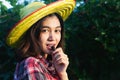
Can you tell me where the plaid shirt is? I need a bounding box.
[14,56,60,80]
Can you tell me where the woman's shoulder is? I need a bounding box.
[17,57,40,66]
[16,56,44,73]
[25,57,39,63]
[14,57,47,79]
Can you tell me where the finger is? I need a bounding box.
[52,47,63,55]
[55,54,69,64]
[53,51,67,61]
[55,58,64,65]
[53,53,61,61]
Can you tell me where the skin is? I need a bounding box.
[39,15,69,80]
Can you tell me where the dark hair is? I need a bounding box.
[15,13,64,61]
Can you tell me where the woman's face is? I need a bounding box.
[40,15,61,54]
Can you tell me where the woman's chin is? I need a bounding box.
[44,49,53,55]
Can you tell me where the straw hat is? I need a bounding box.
[6,0,76,47]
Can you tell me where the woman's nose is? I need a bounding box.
[48,32,55,41]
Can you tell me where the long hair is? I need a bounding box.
[15,13,64,61]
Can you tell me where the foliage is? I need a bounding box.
[0,0,22,79]
[0,0,120,80]
[65,0,120,80]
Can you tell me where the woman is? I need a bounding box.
[6,0,75,80]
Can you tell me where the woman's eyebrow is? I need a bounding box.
[56,26,61,28]
[41,26,50,28]
[41,26,61,28]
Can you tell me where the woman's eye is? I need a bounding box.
[41,29,49,33]
[55,29,61,33]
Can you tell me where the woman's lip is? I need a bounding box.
[46,44,55,46]
[46,44,55,50]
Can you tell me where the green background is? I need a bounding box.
[0,0,120,80]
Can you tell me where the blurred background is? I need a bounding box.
[0,0,120,80]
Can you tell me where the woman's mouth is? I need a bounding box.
[46,44,55,50]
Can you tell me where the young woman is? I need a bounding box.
[6,0,75,80]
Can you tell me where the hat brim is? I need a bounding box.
[6,0,75,47]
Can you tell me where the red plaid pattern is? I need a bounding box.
[14,57,60,80]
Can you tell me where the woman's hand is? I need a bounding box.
[52,47,69,80]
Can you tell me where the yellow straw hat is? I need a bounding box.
[6,0,76,47]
